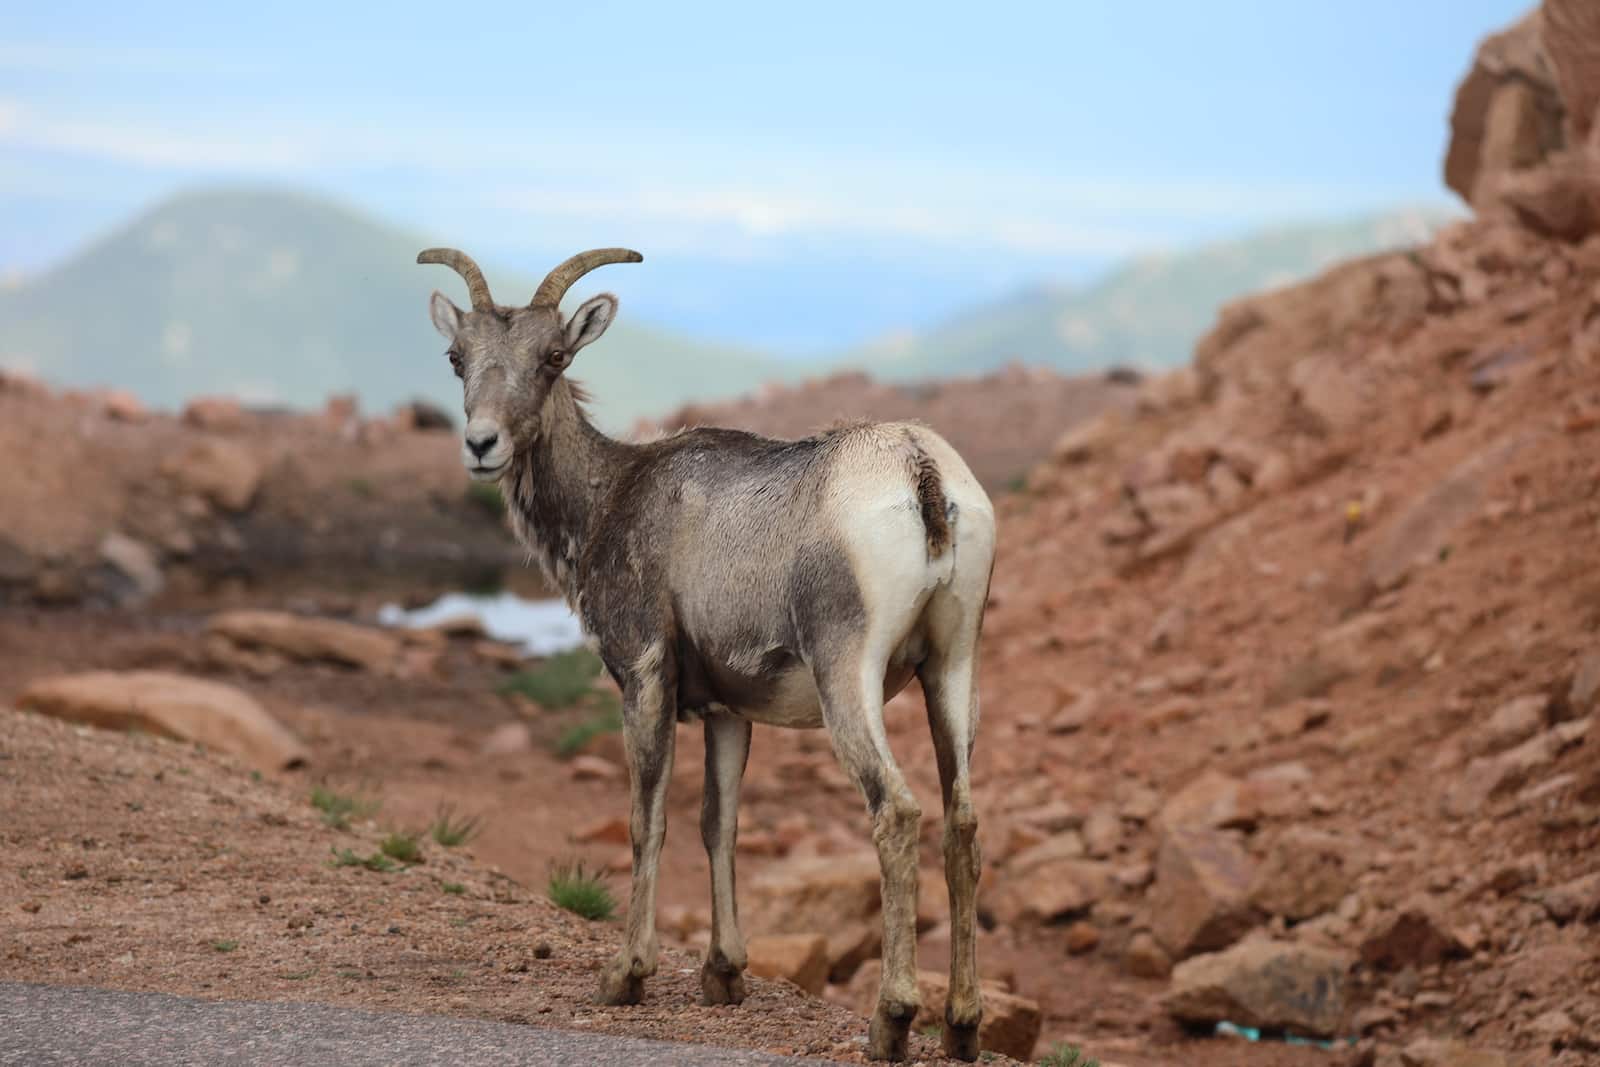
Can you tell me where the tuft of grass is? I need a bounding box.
[555,706,623,759]
[329,846,399,873]
[546,859,616,921]
[1006,472,1028,494]
[310,785,380,831]
[378,831,423,865]
[429,804,483,848]
[499,648,605,709]
[347,477,376,499]
[441,882,466,895]
[464,482,506,519]
[211,939,239,953]
[1037,1043,1100,1067]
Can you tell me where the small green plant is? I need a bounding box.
[465,482,506,518]
[1006,472,1028,494]
[211,939,239,953]
[329,846,399,873]
[918,1024,942,1039]
[429,804,482,847]
[499,648,604,709]
[347,477,376,499]
[555,706,624,758]
[441,882,466,895]
[1037,1043,1099,1067]
[547,859,616,921]
[310,785,380,830]
[281,969,315,980]
[379,831,423,864]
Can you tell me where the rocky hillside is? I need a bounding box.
[941,6,1600,1061]
[0,385,525,607]
[642,364,1141,491]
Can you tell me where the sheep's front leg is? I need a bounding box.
[700,713,752,1005]
[818,661,921,1062]
[595,643,676,1006]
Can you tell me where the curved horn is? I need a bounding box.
[530,248,643,308]
[416,248,495,311]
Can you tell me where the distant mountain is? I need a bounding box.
[844,209,1456,381]
[0,191,1459,427]
[0,188,780,428]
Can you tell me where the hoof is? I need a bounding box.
[941,1021,981,1062]
[867,1000,916,1062]
[699,962,747,1006]
[594,962,645,1006]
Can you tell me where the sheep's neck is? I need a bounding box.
[502,378,627,608]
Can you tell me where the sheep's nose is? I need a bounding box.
[465,430,499,458]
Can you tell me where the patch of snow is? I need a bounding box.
[377,591,586,658]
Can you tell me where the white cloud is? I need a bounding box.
[0,43,271,76]
[0,96,1433,263]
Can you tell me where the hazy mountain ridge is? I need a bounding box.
[845,208,1456,380]
[0,188,781,429]
[0,189,1455,423]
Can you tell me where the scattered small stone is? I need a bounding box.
[568,755,623,782]
[572,816,630,846]
[1064,921,1100,955]
[1249,828,1355,921]
[746,933,830,995]
[1124,931,1172,978]
[1081,807,1121,858]
[1359,898,1468,970]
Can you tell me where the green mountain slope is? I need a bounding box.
[847,208,1454,380]
[0,188,778,428]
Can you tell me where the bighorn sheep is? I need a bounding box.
[418,247,996,1062]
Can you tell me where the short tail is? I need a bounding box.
[906,432,953,558]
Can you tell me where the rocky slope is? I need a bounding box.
[642,365,1139,491]
[936,8,1600,1059]
[0,385,527,608]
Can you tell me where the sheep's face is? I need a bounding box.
[427,293,617,481]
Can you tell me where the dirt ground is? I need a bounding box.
[0,605,1326,1067]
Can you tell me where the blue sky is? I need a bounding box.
[1,1,1527,351]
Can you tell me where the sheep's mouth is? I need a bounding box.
[467,459,508,482]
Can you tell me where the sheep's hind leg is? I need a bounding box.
[700,712,752,1005]
[817,657,921,1062]
[595,643,676,1006]
[919,634,984,1061]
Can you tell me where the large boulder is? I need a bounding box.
[17,670,307,772]
[208,610,402,673]
[1544,0,1600,151]
[1151,827,1258,958]
[1165,937,1353,1038]
[1444,12,1562,207]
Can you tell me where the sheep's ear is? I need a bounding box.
[429,291,462,341]
[564,294,617,353]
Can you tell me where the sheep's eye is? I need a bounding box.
[448,350,464,378]
[547,348,570,369]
